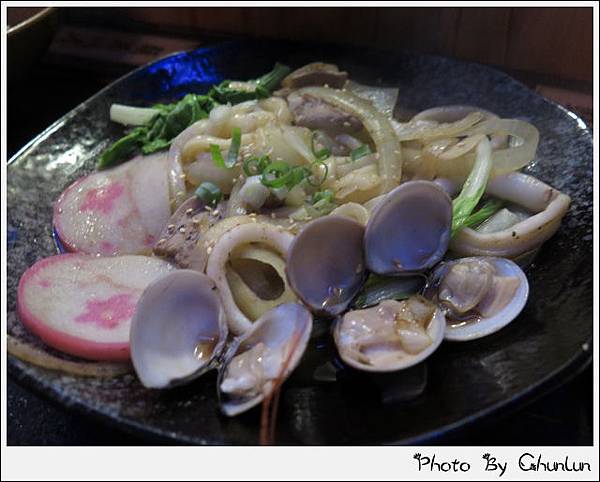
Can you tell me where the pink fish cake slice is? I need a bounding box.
[17,253,175,361]
[53,152,171,256]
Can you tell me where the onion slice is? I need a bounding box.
[295,87,402,194]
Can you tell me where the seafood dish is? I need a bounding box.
[10,61,572,440]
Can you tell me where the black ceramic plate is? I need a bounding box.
[7,41,593,445]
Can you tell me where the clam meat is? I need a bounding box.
[218,303,313,416]
[333,296,445,372]
[428,256,529,341]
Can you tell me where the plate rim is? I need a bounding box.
[7,40,594,445]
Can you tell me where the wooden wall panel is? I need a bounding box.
[67,7,593,83]
[373,8,460,55]
[505,7,593,82]
[453,8,512,65]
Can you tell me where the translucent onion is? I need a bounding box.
[296,87,402,194]
[412,105,497,124]
[416,119,539,180]
[336,153,377,177]
[464,118,539,176]
[334,164,383,203]
[393,112,483,142]
[345,81,399,118]
[330,202,371,225]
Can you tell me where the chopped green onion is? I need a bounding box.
[462,199,504,230]
[243,155,270,176]
[306,161,328,187]
[312,189,335,204]
[311,132,331,162]
[290,166,312,187]
[210,144,226,168]
[261,161,293,188]
[211,128,242,169]
[227,127,242,167]
[194,182,222,206]
[351,144,372,161]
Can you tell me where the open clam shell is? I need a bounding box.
[428,256,529,341]
[286,215,366,317]
[218,303,313,417]
[130,270,228,389]
[364,181,452,275]
[333,297,446,373]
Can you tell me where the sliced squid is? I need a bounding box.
[206,222,295,335]
[450,172,571,258]
[226,244,298,321]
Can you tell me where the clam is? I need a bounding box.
[218,303,313,416]
[130,270,228,389]
[427,256,529,341]
[333,296,445,372]
[286,215,366,317]
[364,181,452,275]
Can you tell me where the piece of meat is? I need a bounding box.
[288,92,363,135]
[281,62,348,89]
[153,196,224,270]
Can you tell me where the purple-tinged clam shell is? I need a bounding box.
[364,181,452,275]
[286,216,366,317]
[130,270,228,389]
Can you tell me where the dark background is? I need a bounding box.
[6,6,593,445]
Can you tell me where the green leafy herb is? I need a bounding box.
[451,137,492,237]
[141,138,171,155]
[208,63,291,104]
[462,199,504,230]
[98,127,147,169]
[350,144,372,161]
[98,64,290,168]
[194,181,222,206]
